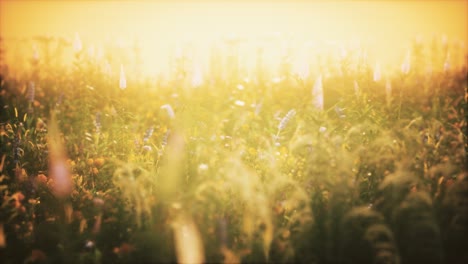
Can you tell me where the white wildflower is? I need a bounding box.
[143,126,154,143]
[272,77,282,84]
[142,145,152,152]
[278,109,296,131]
[198,163,209,171]
[401,50,410,75]
[119,64,126,90]
[88,44,95,58]
[102,60,112,75]
[373,62,381,82]
[294,59,309,80]
[191,63,203,87]
[234,100,245,107]
[312,75,324,110]
[73,32,82,53]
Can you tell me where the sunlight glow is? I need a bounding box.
[0,1,467,78]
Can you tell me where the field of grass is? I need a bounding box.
[0,35,467,264]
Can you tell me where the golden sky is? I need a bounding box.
[1,0,467,75]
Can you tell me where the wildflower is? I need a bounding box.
[198,163,209,171]
[234,100,245,107]
[272,77,282,83]
[373,62,381,82]
[73,32,82,53]
[103,60,112,75]
[295,60,310,80]
[143,126,154,143]
[161,104,175,119]
[94,158,105,167]
[312,75,324,110]
[36,174,48,184]
[94,112,101,133]
[319,126,327,133]
[87,44,95,58]
[13,134,20,165]
[401,50,411,74]
[142,145,152,152]
[85,240,95,250]
[119,64,126,90]
[278,109,296,131]
[191,63,203,87]
[162,129,170,147]
[335,106,346,118]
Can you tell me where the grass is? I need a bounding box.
[0,35,467,264]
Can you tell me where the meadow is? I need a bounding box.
[0,34,467,264]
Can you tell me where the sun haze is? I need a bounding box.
[1,0,467,76]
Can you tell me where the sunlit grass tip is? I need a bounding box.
[119,64,127,90]
[401,50,411,75]
[312,75,324,110]
[161,104,175,119]
[73,32,82,53]
[192,63,203,87]
[373,62,381,82]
